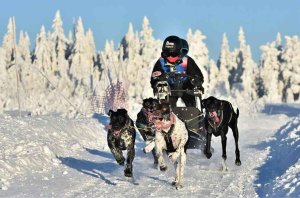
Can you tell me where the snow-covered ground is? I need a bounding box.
[0,104,299,198]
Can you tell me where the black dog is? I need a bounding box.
[107,109,136,177]
[201,96,241,168]
[136,98,159,165]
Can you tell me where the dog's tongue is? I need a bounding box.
[209,111,220,124]
[147,112,154,123]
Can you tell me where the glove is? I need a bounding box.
[198,86,204,94]
[191,78,202,87]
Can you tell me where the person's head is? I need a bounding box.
[181,38,189,56]
[162,35,183,63]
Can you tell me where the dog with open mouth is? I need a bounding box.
[143,100,188,189]
[201,96,241,170]
[107,109,136,177]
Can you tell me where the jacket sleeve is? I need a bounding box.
[150,59,163,89]
[186,56,204,83]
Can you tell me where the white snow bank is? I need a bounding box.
[0,113,109,190]
[255,116,300,197]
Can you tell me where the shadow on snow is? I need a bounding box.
[262,103,300,117]
[58,156,119,185]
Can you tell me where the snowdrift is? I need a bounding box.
[255,115,300,197]
[0,113,109,190]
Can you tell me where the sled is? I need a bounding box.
[172,106,207,149]
[155,77,211,150]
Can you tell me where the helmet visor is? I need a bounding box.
[163,51,180,58]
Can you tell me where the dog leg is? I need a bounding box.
[172,160,179,186]
[124,143,135,177]
[204,129,213,159]
[152,149,158,165]
[108,143,125,165]
[221,133,227,161]
[156,134,167,171]
[221,157,228,171]
[230,121,241,166]
[176,149,186,189]
[143,139,155,153]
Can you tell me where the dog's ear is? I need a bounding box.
[107,109,114,116]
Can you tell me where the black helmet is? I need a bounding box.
[181,38,189,56]
[162,35,183,57]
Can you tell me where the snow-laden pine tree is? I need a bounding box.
[2,17,15,69]
[86,28,99,92]
[186,29,209,93]
[33,26,53,75]
[1,17,22,110]
[17,30,34,111]
[259,40,282,102]
[68,17,96,104]
[240,45,258,100]
[138,17,160,100]
[100,40,126,84]
[50,10,69,77]
[121,23,141,101]
[0,47,8,111]
[18,31,31,66]
[216,33,234,96]
[231,27,258,101]
[281,36,300,102]
[207,59,219,96]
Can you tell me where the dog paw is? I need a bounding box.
[235,159,241,166]
[175,183,183,190]
[124,168,132,177]
[204,150,212,159]
[160,166,167,171]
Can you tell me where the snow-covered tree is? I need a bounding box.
[18,31,31,66]
[216,33,233,96]
[259,41,282,102]
[186,29,209,91]
[240,45,258,100]
[68,17,95,97]
[121,23,141,100]
[33,26,53,74]
[50,10,69,76]
[281,36,300,102]
[2,17,15,69]
[138,17,160,100]
[0,47,9,111]
[230,27,258,100]
[207,59,219,96]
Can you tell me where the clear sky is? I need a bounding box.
[0,0,299,61]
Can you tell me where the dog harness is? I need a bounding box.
[208,110,223,130]
[106,117,132,137]
[154,112,176,131]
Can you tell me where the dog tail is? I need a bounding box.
[236,108,239,118]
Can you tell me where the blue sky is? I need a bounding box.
[0,0,299,61]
